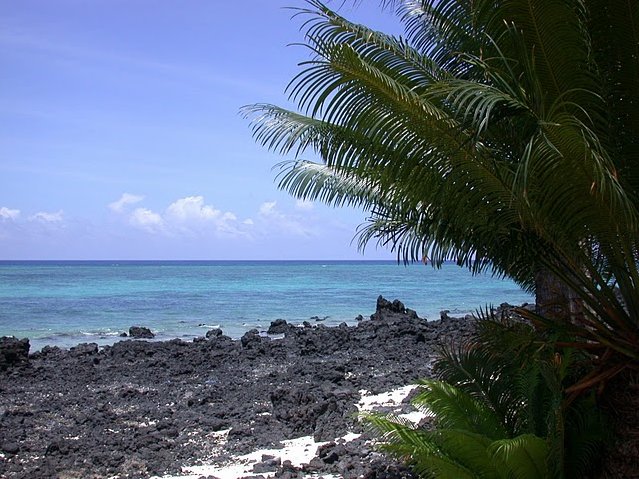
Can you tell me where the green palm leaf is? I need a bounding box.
[412,380,508,440]
[488,434,549,479]
[365,414,504,479]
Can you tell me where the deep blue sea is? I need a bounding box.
[0,260,533,351]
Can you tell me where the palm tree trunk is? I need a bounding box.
[536,269,639,477]
[534,267,584,322]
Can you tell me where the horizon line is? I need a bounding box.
[0,258,409,262]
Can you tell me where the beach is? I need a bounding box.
[0,297,485,478]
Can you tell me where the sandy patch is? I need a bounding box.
[358,384,429,425]
[156,434,339,479]
[157,385,424,479]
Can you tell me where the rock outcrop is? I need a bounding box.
[0,336,29,371]
[0,297,478,478]
[128,326,155,339]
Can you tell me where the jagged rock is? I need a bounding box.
[318,442,341,464]
[267,319,291,335]
[128,326,155,339]
[252,454,281,473]
[0,336,29,370]
[241,329,261,348]
[378,296,406,313]
[1,442,20,455]
[370,296,419,321]
[206,328,223,339]
[31,345,64,360]
[70,342,98,357]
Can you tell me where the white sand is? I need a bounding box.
[155,434,339,479]
[156,385,422,479]
[357,385,417,412]
[358,384,428,424]
[184,435,323,478]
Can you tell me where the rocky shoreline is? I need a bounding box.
[0,297,485,479]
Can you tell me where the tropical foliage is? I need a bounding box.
[245,0,639,475]
[245,0,638,399]
[365,314,607,478]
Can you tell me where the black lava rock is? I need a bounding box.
[267,319,291,335]
[370,296,419,321]
[0,336,29,370]
[70,342,98,357]
[241,329,262,348]
[205,328,223,339]
[0,296,481,479]
[128,326,155,339]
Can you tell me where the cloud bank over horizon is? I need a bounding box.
[109,193,316,239]
[0,193,391,260]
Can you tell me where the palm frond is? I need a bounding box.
[432,340,522,437]
[487,434,549,479]
[365,412,500,479]
[412,380,507,440]
[275,160,383,210]
[423,429,499,478]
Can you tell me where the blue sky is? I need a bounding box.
[0,1,402,260]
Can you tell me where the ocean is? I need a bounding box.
[0,260,534,351]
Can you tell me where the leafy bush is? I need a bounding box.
[365,313,607,478]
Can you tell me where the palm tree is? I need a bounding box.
[245,0,638,472]
[246,0,638,389]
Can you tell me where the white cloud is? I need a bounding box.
[113,194,322,240]
[0,207,20,220]
[257,201,315,237]
[109,193,145,212]
[30,210,64,223]
[123,196,243,237]
[166,196,222,221]
[129,207,164,233]
[259,201,277,216]
[165,196,240,235]
[295,199,314,211]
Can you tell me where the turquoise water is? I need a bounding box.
[0,260,533,350]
